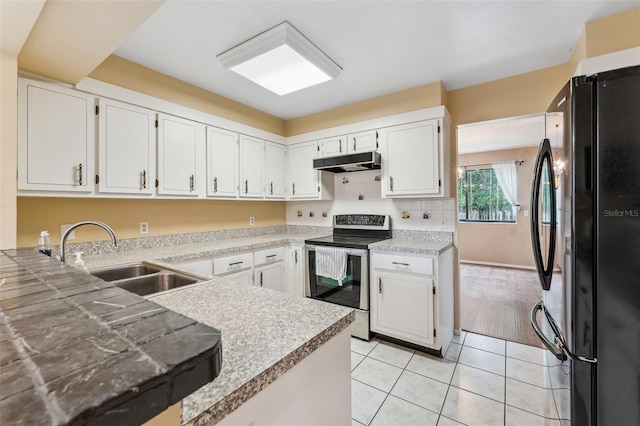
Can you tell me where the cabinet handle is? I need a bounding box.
[229,261,243,266]
[292,183,296,195]
[260,271,263,286]
[245,179,248,194]
[339,139,342,153]
[142,170,147,189]
[389,176,394,191]
[378,277,382,294]
[78,163,83,185]
[353,137,356,151]
[294,251,298,264]
[266,254,277,260]
[213,177,218,193]
[189,174,195,191]
[270,182,273,195]
[392,262,410,266]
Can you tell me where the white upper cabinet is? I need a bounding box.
[18,78,95,192]
[239,135,265,198]
[206,127,238,198]
[157,113,205,197]
[349,130,378,153]
[288,141,319,199]
[320,135,347,157]
[381,119,448,198]
[265,142,286,199]
[97,98,155,195]
[319,130,378,158]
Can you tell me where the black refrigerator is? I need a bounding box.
[530,64,640,426]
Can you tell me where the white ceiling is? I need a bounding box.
[114,0,639,120]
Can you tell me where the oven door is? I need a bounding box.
[305,245,368,311]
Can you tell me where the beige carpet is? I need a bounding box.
[460,263,543,348]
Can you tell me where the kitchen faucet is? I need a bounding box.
[60,220,117,263]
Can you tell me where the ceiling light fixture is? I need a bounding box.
[217,21,342,96]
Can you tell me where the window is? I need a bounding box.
[458,168,516,223]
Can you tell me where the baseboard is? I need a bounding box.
[460,260,537,270]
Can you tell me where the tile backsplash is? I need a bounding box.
[286,170,456,232]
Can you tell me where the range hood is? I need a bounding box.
[313,151,381,173]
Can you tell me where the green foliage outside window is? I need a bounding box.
[458,168,516,223]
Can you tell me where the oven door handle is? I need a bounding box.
[305,244,368,257]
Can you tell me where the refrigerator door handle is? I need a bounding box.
[530,301,567,361]
[531,301,598,364]
[530,138,557,291]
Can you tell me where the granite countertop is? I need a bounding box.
[369,238,453,255]
[149,279,354,425]
[0,250,222,426]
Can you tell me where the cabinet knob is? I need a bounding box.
[78,163,83,186]
[189,174,195,191]
[141,170,147,189]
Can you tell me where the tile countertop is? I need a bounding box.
[0,249,222,426]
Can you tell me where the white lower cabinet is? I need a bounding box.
[224,269,253,285]
[174,258,213,276]
[254,262,284,292]
[289,244,305,297]
[370,249,453,353]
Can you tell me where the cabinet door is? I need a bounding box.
[157,114,205,196]
[206,127,238,197]
[349,130,378,153]
[382,120,440,197]
[18,79,95,192]
[225,269,253,285]
[255,262,284,292]
[288,141,319,199]
[320,135,347,157]
[239,135,264,198]
[175,258,213,276]
[98,98,155,194]
[371,270,434,347]
[289,245,305,297]
[265,142,286,199]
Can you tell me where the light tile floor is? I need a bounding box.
[351,332,570,426]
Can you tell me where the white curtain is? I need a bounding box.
[492,161,519,213]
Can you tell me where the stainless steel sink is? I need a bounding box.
[90,262,203,296]
[91,263,161,282]
[114,272,199,297]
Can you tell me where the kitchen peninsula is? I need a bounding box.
[0,236,354,425]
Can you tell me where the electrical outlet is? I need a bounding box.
[249,217,255,226]
[139,221,149,235]
[61,224,75,240]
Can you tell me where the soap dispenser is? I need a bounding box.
[72,252,88,273]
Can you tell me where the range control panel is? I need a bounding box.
[334,214,390,229]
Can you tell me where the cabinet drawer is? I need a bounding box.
[213,252,253,275]
[254,246,286,265]
[372,253,433,275]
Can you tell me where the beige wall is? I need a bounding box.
[285,81,446,136]
[17,198,285,248]
[585,7,640,58]
[458,147,538,268]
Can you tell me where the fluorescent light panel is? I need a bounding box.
[218,22,341,96]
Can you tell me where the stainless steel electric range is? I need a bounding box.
[305,214,391,340]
